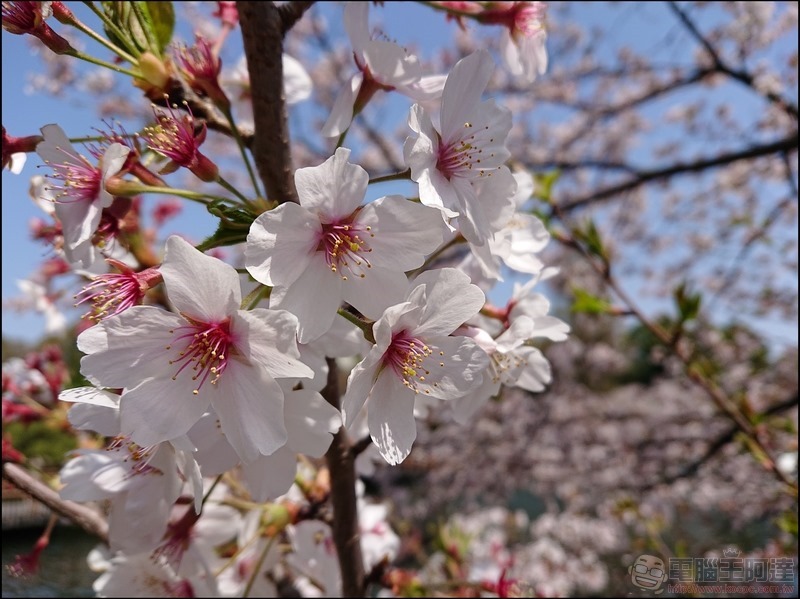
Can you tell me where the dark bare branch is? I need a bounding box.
[558,135,799,212]
[322,358,366,597]
[237,1,299,203]
[277,1,315,35]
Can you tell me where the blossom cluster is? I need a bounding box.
[3,1,568,595]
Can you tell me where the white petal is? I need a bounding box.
[399,74,447,102]
[99,143,131,208]
[233,309,312,379]
[282,54,312,105]
[55,196,98,250]
[440,50,494,140]
[362,40,421,88]
[212,363,287,462]
[295,147,367,219]
[9,152,26,174]
[342,265,408,321]
[411,268,485,336]
[36,124,81,167]
[341,352,383,428]
[78,307,181,389]
[241,447,297,502]
[270,259,343,344]
[450,375,499,424]
[344,1,370,56]
[120,377,212,446]
[186,411,240,476]
[161,236,241,321]
[67,401,121,436]
[357,196,446,270]
[321,72,363,138]
[285,388,341,457]
[401,335,489,400]
[530,315,571,342]
[246,202,319,287]
[368,372,417,465]
[514,346,552,392]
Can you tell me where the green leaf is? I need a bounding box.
[533,169,561,204]
[571,287,613,314]
[574,219,607,261]
[674,281,702,323]
[140,2,175,54]
[196,202,257,252]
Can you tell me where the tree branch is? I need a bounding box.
[3,463,109,544]
[277,1,315,35]
[321,358,365,597]
[237,1,299,204]
[557,135,799,212]
[668,1,799,120]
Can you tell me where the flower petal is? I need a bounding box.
[440,50,494,140]
[233,309,313,379]
[321,72,363,138]
[368,372,417,465]
[241,446,297,502]
[212,362,287,462]
[246,202,319,287]
[285,388,341,457]
[161,236,241,321]
[411,268,485,336]
[295,147,368,219]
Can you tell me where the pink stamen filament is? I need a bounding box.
[75,273,143,321]
[167,317,234,394]
[107,436,161,477]
[436,124,497,180]
[43,147,103,203]
[318,221,375,281]
[383,330,438,394]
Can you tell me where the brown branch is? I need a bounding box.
[321,357,366,597]
[3,462,109,544]
[558,135,799,212]
[277,1,315,35]
[668,1,799,120]
[237,1,299,204]
[351,434,373,458]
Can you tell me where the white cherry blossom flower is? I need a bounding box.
[342,268,489,464]
[321,2,445,138]
[499,1,548,84]
[404,50,517,246]
[77,235,313,462]
[246,147,446,343]
[35,124,129,268]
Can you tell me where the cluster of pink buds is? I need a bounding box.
[1,1,74,54]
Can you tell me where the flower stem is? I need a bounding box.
[63,14,138,63]
[242,534,277,598]
[368,169,412,185]
[222,106,264,199]
[130,184,235,206]
[65,48,140,77]
[241,284,271,310]
[338,308,375,344]
[216,175,257,210]
[81,1,140,57]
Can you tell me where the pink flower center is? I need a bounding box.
[383,330,435,394]
[436,125,499,180]
[514,3,546,38]
[107,436,161,477]
[167,316,235,394]
[75,273,144,322]
[317,220,374,280]
[1,1,44,34]
[143,103,203,168]
[43,150,103,204]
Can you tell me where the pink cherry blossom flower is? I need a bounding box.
[342,268,489,464]
[77,235,313,462]
[246,147,446,343]
[404,50,517,246]
[174,35,229,109]
[321,2,446,138]
[142,103,219,182]
[484,1,548,84]
[35,124,130,268]
[74,259,162,323]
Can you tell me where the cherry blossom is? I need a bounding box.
[77,235,313,462]
[404,50,517,246]
[246,147,446,343]
[321,2,446,138]
[342,268,489,464]
[35,124,130,268]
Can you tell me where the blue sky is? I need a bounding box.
[2,2,797,351]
